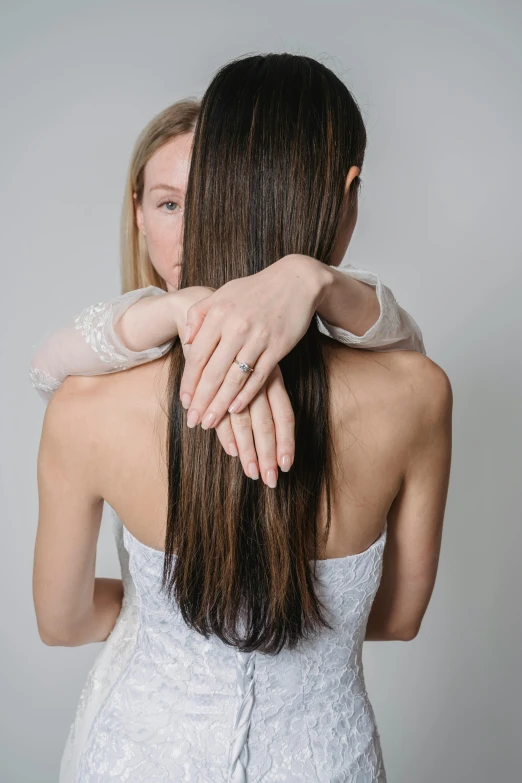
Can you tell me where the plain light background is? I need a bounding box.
[2,1,521,781]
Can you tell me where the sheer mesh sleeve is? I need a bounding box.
[30,266,425,406]
[29,286,174,404]
[316,264,426,355]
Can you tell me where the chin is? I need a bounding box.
[162,265,182,291]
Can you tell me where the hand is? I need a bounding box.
[179,254,330,430]
[174,287,295,482]
[173,286,217,345]
[214,364,295,485]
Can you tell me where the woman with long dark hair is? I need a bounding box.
[34,53,451,781]
[31,95,424,783]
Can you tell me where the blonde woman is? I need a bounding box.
[32,96,425,781]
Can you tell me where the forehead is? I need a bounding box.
[144,132,194,189]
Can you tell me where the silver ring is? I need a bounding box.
[234,358,254,373]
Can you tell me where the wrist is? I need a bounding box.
[278,254,334,311]
[116,291,179,352]
[164,290,183,336]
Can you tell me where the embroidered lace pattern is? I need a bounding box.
[25,269,420,780]
[29,367,61,396]
[75,514,388,782]
[73,300,129,369]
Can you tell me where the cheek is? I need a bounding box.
[143,214,183,264]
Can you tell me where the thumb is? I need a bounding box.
[182,297,212,344]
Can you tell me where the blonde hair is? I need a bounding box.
[120,99,200,293]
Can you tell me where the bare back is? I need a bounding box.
[84,338,447,562]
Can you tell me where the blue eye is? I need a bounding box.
[159,200,181,213]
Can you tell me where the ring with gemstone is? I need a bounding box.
[233,358,255,373]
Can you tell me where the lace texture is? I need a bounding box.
[73,300,128,367]
[41,266,421,780]
[30,267,424,408]
[29,367,61,400]
[29,286,174,406]
[75,514,387,782]
[59,515,138,783]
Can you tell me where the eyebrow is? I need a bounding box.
[149,184,183,193]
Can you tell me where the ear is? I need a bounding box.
[344,165,361,194]
[134,192,146,236]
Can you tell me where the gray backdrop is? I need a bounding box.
[2,1,521,780]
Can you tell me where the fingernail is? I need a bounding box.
[248,461,259,480]
[228,442,238,457]
[281,454,292,472]
[266,469,277,488]
[181,393,192,410]
[228,401,240,414]
[187,410,199,428]
[201,412,216,430]
[182,326,192,344]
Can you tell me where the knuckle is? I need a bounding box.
[251,367,267,386]
[202,364,222,384]
[228,368,248,388]
[239,446,256,462]
[255,416,276,436]
[232,412,253,430]
[210,302,230,321]
[215,418,232,437]
[187,349,205,368]
[255,326,270,345]
[235,318,251,337]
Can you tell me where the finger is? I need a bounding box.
[224,350,277,416]
[230,408,260,480]
[179,314,222,413]
[215,414,239,458]
[183,297,212,345]
[266,369,295,473]
[249,390,279,488]
[197,343,265,431]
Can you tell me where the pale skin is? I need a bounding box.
[34,337,452,647]
[33,138,452,647]
[119,132,381,487]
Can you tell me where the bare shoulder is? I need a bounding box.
[52,373,108,400]
[45,373,115,422]
[41,375,111,458]
[383,350,453,424]
[323,340,452,428]
[44,369,136,435]
[44,358,169,438]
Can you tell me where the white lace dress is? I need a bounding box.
[78,520,388,782]
[29,265,424,782]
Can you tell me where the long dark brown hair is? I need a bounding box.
[162,53,367,654]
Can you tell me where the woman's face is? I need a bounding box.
[135,132,193,291]
[135,134,359,288]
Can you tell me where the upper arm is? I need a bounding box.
[369,358,453,639]
[33,377,104,644]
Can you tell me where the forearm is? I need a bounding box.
[363,604,418,642]
[61,578,124,646]
[364,624,409,642]
[316,263,381,338]
[30,286,178,405]
[114,290,179,352]
[279,254,381,339]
